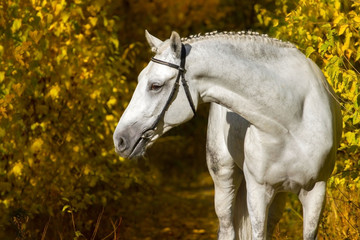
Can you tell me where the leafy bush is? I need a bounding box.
[0,0,148,237]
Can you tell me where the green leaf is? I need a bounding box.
[306,46,315,57]
[319,42,330,55]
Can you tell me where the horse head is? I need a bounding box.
[113,31,198,158]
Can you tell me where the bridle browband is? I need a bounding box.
[139,44,196,141]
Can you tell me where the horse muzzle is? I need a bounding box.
[113,128,155,159]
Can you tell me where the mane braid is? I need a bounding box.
[181,30,295,48]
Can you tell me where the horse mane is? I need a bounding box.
[181,30,296,49]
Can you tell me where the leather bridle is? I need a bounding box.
[130,44,196,156]
[146,44,196,132]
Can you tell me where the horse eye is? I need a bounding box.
[150,83,163,91]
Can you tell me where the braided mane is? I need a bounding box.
[181,30,295,48]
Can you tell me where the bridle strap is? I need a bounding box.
[143,44,196,135]
[151,57,186,73]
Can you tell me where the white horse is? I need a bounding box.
[113,30,342,239]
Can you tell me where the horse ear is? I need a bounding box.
[169,31,182,58]
[145,30,163,53]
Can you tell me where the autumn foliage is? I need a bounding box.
[0,0,359,239]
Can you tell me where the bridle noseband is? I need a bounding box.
[142,44,196,136]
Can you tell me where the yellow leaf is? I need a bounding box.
[47,13,53,25]
[101,149,107,157]
[54,3,64,16]
[106,97,117,107]
[110,37,119,49]
[11,19,22,33]
[36,10,43,20]
[356,47,360,61]
[335,0,341,10]
[339,24,348,36]
[106,115,114,121]
[1,199,10,208]
[161,227,171,233]
[342,31,352,52]
[48,85,61,99]
[333,15,343,25]
[354,16,360,23]
[61,11,70,22]
[193,229,206,234]
[90,90,100,99]
[264,16,271,26]
[306,46,315,57]
[30,178,37,186]
[345,49,353,59]
[73,146,80,152]
[55,47,67,63]
[84,23,92,35]
[11,162,23,176]
[272,19,279,27]
[12,83,23,96]
[50,155,56,162]
[84,23,91,30]
[83,165,91,175]
[31,138,44,152]
[29,30,42,44]
[75,33,84,42]
[28,158,34,167]
[66,134,72,142]
[0,71,4,83]
[0,107,7,119]
[89,17,98,27]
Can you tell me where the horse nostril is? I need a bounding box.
[117,136,127,152]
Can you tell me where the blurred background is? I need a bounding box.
[0,0,359,239]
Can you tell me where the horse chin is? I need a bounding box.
[128,130,158,159]
[128,137,149,159]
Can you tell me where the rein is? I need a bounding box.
[138,44,196,142]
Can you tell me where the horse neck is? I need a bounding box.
[187,39,305,134]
